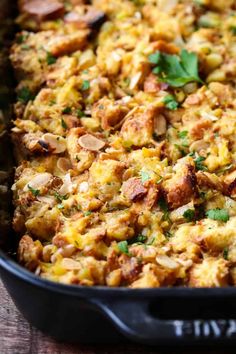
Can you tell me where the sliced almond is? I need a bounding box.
[42,133,67,154]
[37,195,56,207]
[23,0,64,20]
[154,114,166,136]
[61,258,81,270]
[190,140,209,153]
[78,134,105,151]
[79,181,89,193]
[156,255,179,269]
[57,158,72,173]
[23,173,52,191]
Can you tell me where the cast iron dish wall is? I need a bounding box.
[1,0,236,346]
[2,250,236,345]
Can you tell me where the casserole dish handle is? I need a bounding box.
[93,299,236,344]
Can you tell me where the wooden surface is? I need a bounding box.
[0,279,235,354]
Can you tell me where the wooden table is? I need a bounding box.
[0,279,235,354]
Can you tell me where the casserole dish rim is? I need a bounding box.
[1,248,236,297]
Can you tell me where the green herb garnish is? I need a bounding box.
[16,34,27,43]
[178,130,188,139]
[183,209,195,222]
[46,52,57,65]
[206,208,229,222]
[130,234,147,244]
[230,26,236,35]
[163,95,179,110]
[84,211,92,216]
[28,185,40,197]
[140,171,150,183]
[76,109,84,118]
[158,197,170,221]
[61,118,68,129]
[223,248,229,260]
[164,231,173,239]
[54,192,68,202]
[17,87,34,104]
[62,106,72,114]
[118,240,130,255]
[81,80,90,91]
[148,49,202,88]
[21,44,30,50]
[194,156,207,171]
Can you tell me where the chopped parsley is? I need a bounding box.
[61,118,68,129]
[164,231,173,239]
[62,106,72,114]
[178,130,188,139]
[140,171,150,183]
[163,95,178,110]
[118,240,130,255]
[81,80,90,91]
[148,52,161,64]
[54,192,68,202]
[130,234,147,244]
[148,49,202,88]
[84,211,92,216]
[223,248,229,260]
[46,52,57,65]
[28,185,40,197]
[206,208,229,222]
[158,197,170,221]
[76,109,84,118]
[194,156,207,171]
[183,209,195,222]
[16,33,28,44]
[21,44,30,50]
[230,26,236,35]
[17,87,34,104]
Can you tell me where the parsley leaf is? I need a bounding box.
[28,185,40,197]
[149,49,202,88]
[81,80,90,91]
[54,192,68,202]
[62,106,72,114]
[230,26,236,35]
[21,44,30,50]
[17,87,34,104]
[77,109,84,118]
[178,130,188,139]
[163,94,178,110]
[84,211,92,216]
[118,240,130,255]
[140,171,150,183]
[130,234,147,244]
[158,196,170,221]
[16,34,28,43]
[61,118,68,129]
[183,209,195,222]
[148,52,161,64]
[206,208,229,222]
[164,231,173,239]
[194,156,207,171]
[46,52,57,65]
[223,248,229,260]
